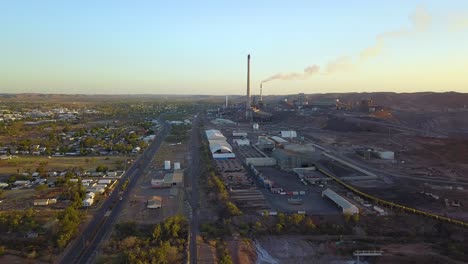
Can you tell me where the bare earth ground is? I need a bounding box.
[118,142,188,224]
[377,243,466,264]
[256,236,351,264]
[255,235,464,264]
[227,237,256,264]
[197,237,217,264]
[0,254,48,264]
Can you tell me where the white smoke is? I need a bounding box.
[262,65,320,83]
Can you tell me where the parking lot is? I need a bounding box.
[257,167,341,215]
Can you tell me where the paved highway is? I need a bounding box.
[188,115,200,264]
[58,125,169,264]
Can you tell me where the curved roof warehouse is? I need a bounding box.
[205,130,235,159]
[205,129,226,140]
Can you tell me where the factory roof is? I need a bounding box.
[205,129,226,140]
[281,130,297,138]
[283,143,315,153]
[208,140,233,154]
[233,139,250,146]
[322,188,359,213]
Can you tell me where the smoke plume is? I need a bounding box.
[361,6,431,60]
[325,56,354,74]
[262,65,320,83]
[262,6,432,83]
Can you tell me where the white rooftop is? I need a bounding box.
[322,188,359,213]
[205,129,226,140]
[270,136,289,143]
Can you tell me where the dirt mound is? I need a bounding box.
[324,116,388,133]
[416,138,468,163]
[305,92,468,110]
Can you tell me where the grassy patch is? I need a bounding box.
[0,156,130,174]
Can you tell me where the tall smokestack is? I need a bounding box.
[260,83,263,102]
[247,54,251,109]
[225,95,228,108]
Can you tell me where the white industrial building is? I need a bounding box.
[322,188,359,215]
[209,140,235,159]
[281,130,297,139]
[82,197,94,207]
[98,179,112,185]
[232,132,248,137]
[376,151,394,160]
[205,130,235,159]
[151,171,184,188]
[270,136,289,144]
[205,129,226,140]
[233,139,250,146]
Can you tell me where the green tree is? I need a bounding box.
[226,202,242,216]
[352,213,360,223]
[253,221,263,233]
[278,213,286,225]
[152,224,162,242]
[304,217,316,231]
[96,164,108,172]
[289,213,305,226]
[275,223,283,233]
[344,213,352,222]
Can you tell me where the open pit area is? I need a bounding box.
[263,108,468,222]
[205,106,468,222]
[206,95,468,263]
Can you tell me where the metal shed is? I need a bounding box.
[322,188,359,215]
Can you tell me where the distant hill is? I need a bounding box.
[1,92,467,110]
[0,93,227,103]
[287,92,468,110]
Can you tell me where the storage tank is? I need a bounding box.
[174,162,181,170]
[164,160,171,170]
[253,123,259,130]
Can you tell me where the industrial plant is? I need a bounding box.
[198,54,468,263]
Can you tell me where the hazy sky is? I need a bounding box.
[1,1,468,95]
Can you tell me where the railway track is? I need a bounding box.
[59,125,169,264]
[317,166,468,228]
